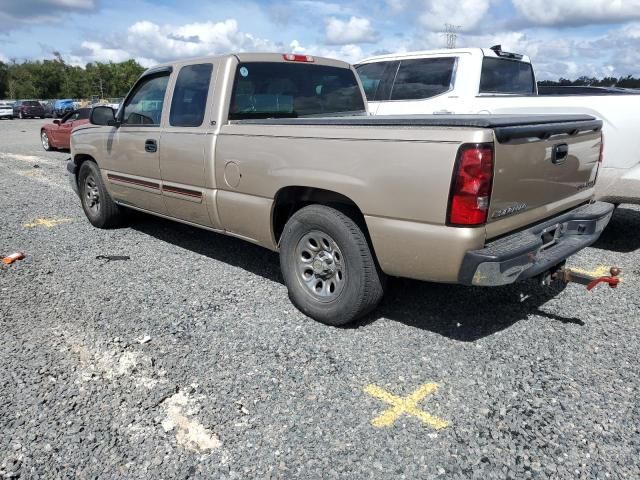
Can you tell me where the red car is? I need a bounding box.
[41,108,91,151]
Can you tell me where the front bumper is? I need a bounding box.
[66,160,79,196]
[459,201,614,286]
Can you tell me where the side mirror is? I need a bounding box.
[53,119,60,125]
[90,106,117,126]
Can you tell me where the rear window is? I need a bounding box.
[229,62,365,120]
[390,58,456,101]
[479,57,535,94]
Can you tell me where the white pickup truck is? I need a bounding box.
[355,46,640,205]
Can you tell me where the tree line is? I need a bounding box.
[0,54,145,100]
[538,75,640,88]
[2,56,640,100]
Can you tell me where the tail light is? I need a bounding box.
[283,53,315,63]
[447,144,494,226]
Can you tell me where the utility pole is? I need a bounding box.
[443,24,461,49]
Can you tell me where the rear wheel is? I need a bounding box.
[279,205,385,325]
[41,130,53,151]
[78,161,124,228]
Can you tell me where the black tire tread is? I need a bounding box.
[78,161,123,229]
[280,205,385,325]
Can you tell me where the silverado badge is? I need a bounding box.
[491,202,528,219]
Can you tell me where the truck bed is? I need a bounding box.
[235,114,602,143]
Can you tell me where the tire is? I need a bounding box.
[279,205,386,325]
[41,130,53,151]
[78,161,123,228]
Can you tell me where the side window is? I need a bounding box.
[169,63,213,127]
[77,109,91,120]
[122,74,170,126]
[355,62,389,101]
[356,61,400,102]
[390,58,456,101]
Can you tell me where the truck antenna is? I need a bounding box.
[443,24,461,49]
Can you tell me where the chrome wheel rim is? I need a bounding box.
[295,230,345,301]
[83,174,100,215]
[41,132,49,150]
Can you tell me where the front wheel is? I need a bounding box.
[279,205,385,325]
[78,161,124,228]
[41,130,53,151]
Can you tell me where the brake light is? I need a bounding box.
[283,53,315,63]
[448,144,494,226]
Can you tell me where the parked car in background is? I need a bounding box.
[107,97,122,111]
[355,46,640,205]
[41,108,91,151]
[68,53,613,324]
[13,100,45,119]
[40,100,55,118]
[54,99,75,118]
[0,101,13,119]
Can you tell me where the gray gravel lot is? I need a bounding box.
[1,118,639,479]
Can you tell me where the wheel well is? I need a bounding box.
[73,154,96,167]
[272,186,368,244]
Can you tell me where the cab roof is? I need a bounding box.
[356,47,531,65]
[148,53,352,72]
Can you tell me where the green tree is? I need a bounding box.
[1,56,145,100]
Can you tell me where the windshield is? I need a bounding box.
[24,101,41,106]
[479,57,535,95]
[229,62,365,119]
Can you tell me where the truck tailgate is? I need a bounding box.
[487,121,602,239]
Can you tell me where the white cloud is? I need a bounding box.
[325,16,378,44]
[125,19,276,60]
[512,0,640,27]
[290,39,364,64]
[0,51,7,63]
[419,0,492,32]
[69,18,277,66]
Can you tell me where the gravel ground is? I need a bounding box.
[1,118,639,479]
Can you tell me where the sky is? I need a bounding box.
[2,0,640,80]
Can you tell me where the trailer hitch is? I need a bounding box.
[552,266,621,291]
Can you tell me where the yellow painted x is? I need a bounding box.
[364,383,449,429]
[24,218,73,229]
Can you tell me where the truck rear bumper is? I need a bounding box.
[458,201,614,286]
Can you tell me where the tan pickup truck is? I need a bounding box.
[68,53,614,325]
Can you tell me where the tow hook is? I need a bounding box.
[552,266,622,291]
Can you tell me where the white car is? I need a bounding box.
[0,102,13,119]
[356,47,640,205]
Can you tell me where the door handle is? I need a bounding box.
[552,143,568,165]
[145,139,157,153]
